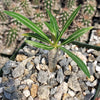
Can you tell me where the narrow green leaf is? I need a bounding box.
[60,47,90,78]
[57,5,81,42]
[44,22,56,37]
[22,33,50,43]
[46,9,58,38]
[71,41,100,51]
[4,11,51,43]
[61,27,93,45]
[25,40,54,50]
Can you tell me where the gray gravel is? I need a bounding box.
[0,29,100,100]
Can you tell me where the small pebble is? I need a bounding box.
[21,79,33,86]
[54,82,68,100]
[31,84,38,98]
[23,90,30,97]
[91,88,96,95]
[26,62,34,71]
[33,56,41,65]
[16,54,27,62]
[41,57,46,65]
[59,57,68,67]
[38,85,50,100]
[0,87,4,93]
[96,65,100,72]
[87,75,95,82]
[50,87,57,95]
[68,89,76,97]
[37,70,48,84]
[57,68,64,83]
[86,80,98,87]
[68,73,81,92]
[12,65,25,78]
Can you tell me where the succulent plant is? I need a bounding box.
[20,0,32,16]
[4,5,92,78]
[5,26,18,47]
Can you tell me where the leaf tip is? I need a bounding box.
[89,26,94,30]
[87,74,90,78]
[22,33,26,36]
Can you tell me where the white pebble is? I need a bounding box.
[86,80,98,87]
[23,90,30,97]
[21,79,33,86]
[91,88,96,95]
[96,65,100,72]
[41,58,46,65]
[87,49,94,53]
[0,87,3,93]
[36,64,41,70]
[68,89,75,97]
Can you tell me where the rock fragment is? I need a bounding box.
[37,70,48,84]
[68,73,81,92]
[31,84,38,98]
[38,85,50,100]
[54,82,68,100]
[23,90,30,97]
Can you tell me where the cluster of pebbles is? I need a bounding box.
[0,30,100,100]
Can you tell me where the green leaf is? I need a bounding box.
[61,27,93,45]
[44,22,56,37]
[71,41,100,51]
[25,40,54,50]
[4,11,51,43]
[22,33,50,43]
[46,9,58,38]
[60,47,90,78]
[57,5,81,42]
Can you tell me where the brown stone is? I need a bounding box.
[31,84,38,98]
[2,77,8,83]
[24,69,29,76]
[16,54,27,62]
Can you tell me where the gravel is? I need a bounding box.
[0,29,100,100]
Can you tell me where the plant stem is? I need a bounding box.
[48,48,58,72]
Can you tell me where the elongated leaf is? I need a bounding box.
[44,22,56,37]
[25,40,54,50]
[46,9,58,38]
[60,39,100,51]
[61,27,93,45]
[60,47,90,78]
[57,5,81,42]
[4,11,51,43]
[71,41,100,51]
[23,33,50,43]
